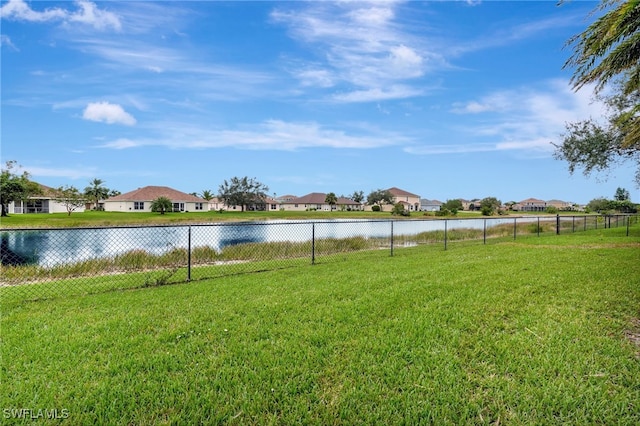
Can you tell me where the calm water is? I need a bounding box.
[1,218,541,267]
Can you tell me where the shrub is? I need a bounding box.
[371,205,381,212]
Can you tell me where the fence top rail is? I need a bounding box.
[1,214,636,233]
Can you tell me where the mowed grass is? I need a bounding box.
[2,228,639,424]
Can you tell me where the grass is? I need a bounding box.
[0,209,588,229]
[0,210,396,228]
[1,227,639,424]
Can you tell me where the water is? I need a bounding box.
[1,218,543,267]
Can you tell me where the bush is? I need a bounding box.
[371,205,381,212]
[391,203,409,216]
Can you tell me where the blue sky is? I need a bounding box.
[1,0,637,204]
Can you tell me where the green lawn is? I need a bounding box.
[2,228,639,424]
[0,210,391,228]
[0,208,560,229]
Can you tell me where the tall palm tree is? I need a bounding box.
[325,192,338,211]
[564,0,640,147]
[200,190,215,201]
[84,178,109,211]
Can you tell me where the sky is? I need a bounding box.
[1,0,638,205]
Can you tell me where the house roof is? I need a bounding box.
[105,186,206,203]
[519,198,546,204]
[387,187,420,198]
[31,183,59,198]
[286,192,359,205]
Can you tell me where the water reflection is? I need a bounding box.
[1,218,540,267]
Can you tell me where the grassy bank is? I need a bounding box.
[2,228,639,424]
[0,210,393,228]
[0,209,582,229]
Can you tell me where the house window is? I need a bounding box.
[195,203,203,210]
[134,202,144,210]
[173,203,185,212]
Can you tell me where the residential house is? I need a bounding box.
[387,187,421,212]
[7,183,86,214]
[280,192,361,211]
[546,199,575,211]
[103,186,207,213]
[420,199,442,212]
[513,198,547,212]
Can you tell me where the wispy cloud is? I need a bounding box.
[271,1,438,102]
[0,34,18,50]
[97,119,408,151]
[407,79,605,156]
[83,102,136,126]
[0,0,121,31]
[24,165,98,181]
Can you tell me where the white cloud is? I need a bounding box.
[332,85,423,103]
[82,102,136,126]
[98,119,408,151]
[271,2,434,102]
[410,79,606,156]
[0,34,18,50]
[24,165,96,180]
[0,0,121,31]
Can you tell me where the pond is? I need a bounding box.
[1,217,541,267]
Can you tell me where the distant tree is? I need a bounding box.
[0,161,41,216]
[325,192,338,210]
[480,197,501,216]
[587,197,613,213]
[614,187,630,201]
[546,206,559,214]
[367,189,394,210]
[84,178,110,210]
[556,0,640,185]
[391,202,409,216]
[442,199,463,215]
[217,176,269,212]
[151,196,173,215]
[612,199,638,213]
[200,190,215,201]
[351,190,365,204]
[108,189,121,198]
[55,185,86,216]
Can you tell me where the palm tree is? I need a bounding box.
[325,192,338,211]
[150,196,173,215]
[564,0,640,147]
[200,190,215,201]
[84,178,109,211]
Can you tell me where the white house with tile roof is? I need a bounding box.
[103,186,207,213]
[279,192,362,211]
[7,183,86,214]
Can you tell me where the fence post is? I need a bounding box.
[537,216,540,237]
[556,214,560,235]
[444,220,448,251]
[584,216,587,231]
[390,221,394,257]
[627,215,630,237]
[483,219,487,244]
[513,218,517,240]
[311,223,316,265]
[572,215,575,233]
[187,226,192,282]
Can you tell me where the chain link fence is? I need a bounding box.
[1,214,637,303]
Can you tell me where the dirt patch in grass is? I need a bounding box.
[625,318,640,359]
